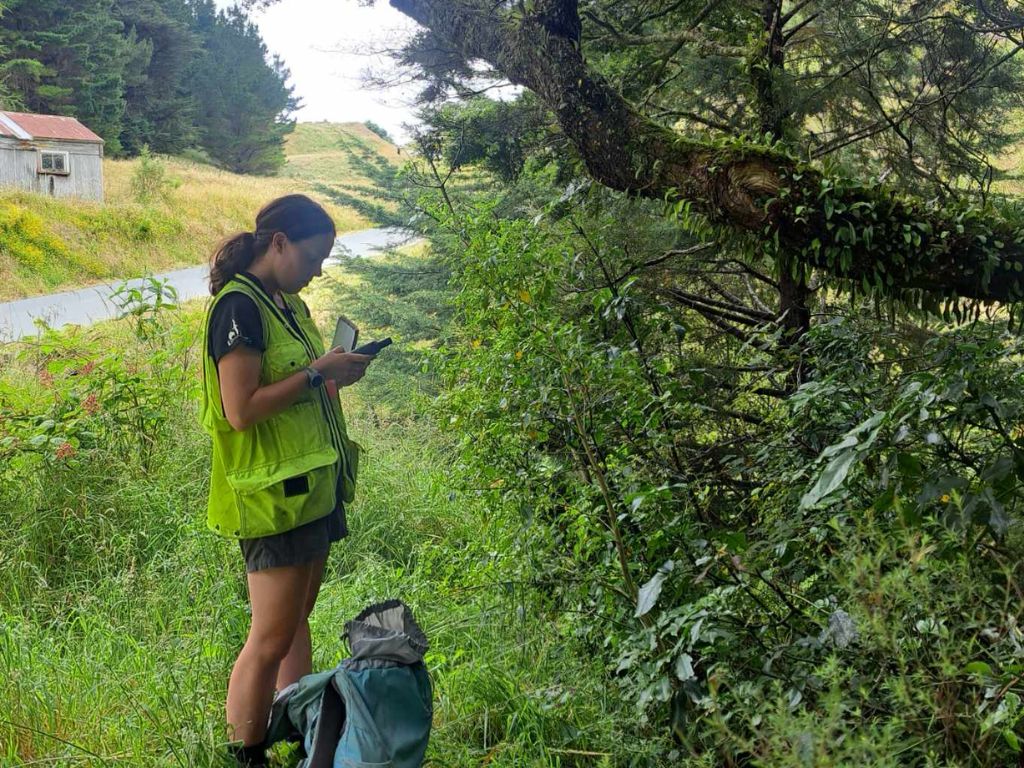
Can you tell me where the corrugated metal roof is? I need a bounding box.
[0,112,103,143]
[0,113,31,140]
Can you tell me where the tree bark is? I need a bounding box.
[755,0,810,387]
[389,0,1024,303]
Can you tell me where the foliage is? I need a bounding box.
[129,145,181,205]
[0,279,193,477]
[188,1,298,174]
[0,0,139,155]
[412,178,1024,762]
[362,120,392,143]
[115,0,200,155]
[0,0,294,165]
[363,0,1024,310]
[417,96,550,183]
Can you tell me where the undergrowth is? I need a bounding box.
[0,246,634,767]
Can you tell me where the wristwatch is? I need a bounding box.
[303,366,324,389]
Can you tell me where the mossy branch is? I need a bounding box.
[390,0,1024,303]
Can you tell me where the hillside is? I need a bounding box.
[0,123,400,302]
[282,121,404,226]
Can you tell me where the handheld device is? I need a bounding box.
[332,316,358,352]
[353,337,393,356]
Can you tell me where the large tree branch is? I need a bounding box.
[390,0,1024,303]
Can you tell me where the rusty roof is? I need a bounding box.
[0,112,103,143]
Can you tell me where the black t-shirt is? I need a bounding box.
[207,272,310,362]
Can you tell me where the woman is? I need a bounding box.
[199,194,372,766]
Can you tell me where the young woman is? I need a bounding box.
[199,194,372,766]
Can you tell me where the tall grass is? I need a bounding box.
[0,249,633,767]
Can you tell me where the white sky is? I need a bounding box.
[215,0,420,143]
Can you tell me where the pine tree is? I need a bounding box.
[0,1,26,109]
[115,0,200,155]
[0,0,142,155]
[188,0,298,174]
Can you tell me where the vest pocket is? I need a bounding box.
[226,445,338,538]
[338,433,361,504]
[266,337,310,385]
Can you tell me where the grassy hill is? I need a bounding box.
[0,123,400,302]
[282,121,404,227]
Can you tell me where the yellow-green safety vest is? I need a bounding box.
[200,274,358,538]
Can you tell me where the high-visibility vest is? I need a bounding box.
[200,273,358,538]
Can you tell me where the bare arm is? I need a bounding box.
[217,346,372,431]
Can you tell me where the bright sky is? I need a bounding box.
[215,0,420,143]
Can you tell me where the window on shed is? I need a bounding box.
[38,150,69,175]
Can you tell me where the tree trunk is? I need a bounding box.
[753,0,810,386]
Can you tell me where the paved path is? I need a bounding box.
[0,227,415,341]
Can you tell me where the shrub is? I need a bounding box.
[130,145,180,205]
[363,120,392,143]
[432,207,1024,764]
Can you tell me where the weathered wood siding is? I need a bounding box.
[0,138,103,202]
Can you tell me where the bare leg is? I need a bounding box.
[275,556,328,690]
[226,562,315,746]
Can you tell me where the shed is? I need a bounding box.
[0,111,104,202]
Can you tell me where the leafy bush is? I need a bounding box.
[429,200,1024,764]
[363,120,392,143]
[130,145,181,205]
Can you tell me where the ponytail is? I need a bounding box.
[208,194,335,295]
[209,231,259,295]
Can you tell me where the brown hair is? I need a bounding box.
[208,194,336,295]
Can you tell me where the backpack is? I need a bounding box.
[265,600,433,768]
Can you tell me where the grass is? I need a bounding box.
[0,123,401,301]
[283,122,407,228]
[0,246,631,767]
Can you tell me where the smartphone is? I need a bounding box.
[332,316,358,352]
[353,337,393,356]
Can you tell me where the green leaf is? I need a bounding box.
[1004,730,1020,753]
[965,661,992,676]
[801,450,858,508]
[635,560,674,618]
[674,653,695,681]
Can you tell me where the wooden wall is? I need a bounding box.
[0,138,104,202]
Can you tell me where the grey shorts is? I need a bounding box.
[239,506,347,573]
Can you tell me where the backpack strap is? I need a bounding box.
[303,678,346,768]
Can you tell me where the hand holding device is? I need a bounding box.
[314,349,373,386]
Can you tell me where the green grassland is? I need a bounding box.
[0,123,399,301]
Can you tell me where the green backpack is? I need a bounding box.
[266,601,433,768]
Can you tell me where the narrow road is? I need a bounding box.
[0,227,414,341]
